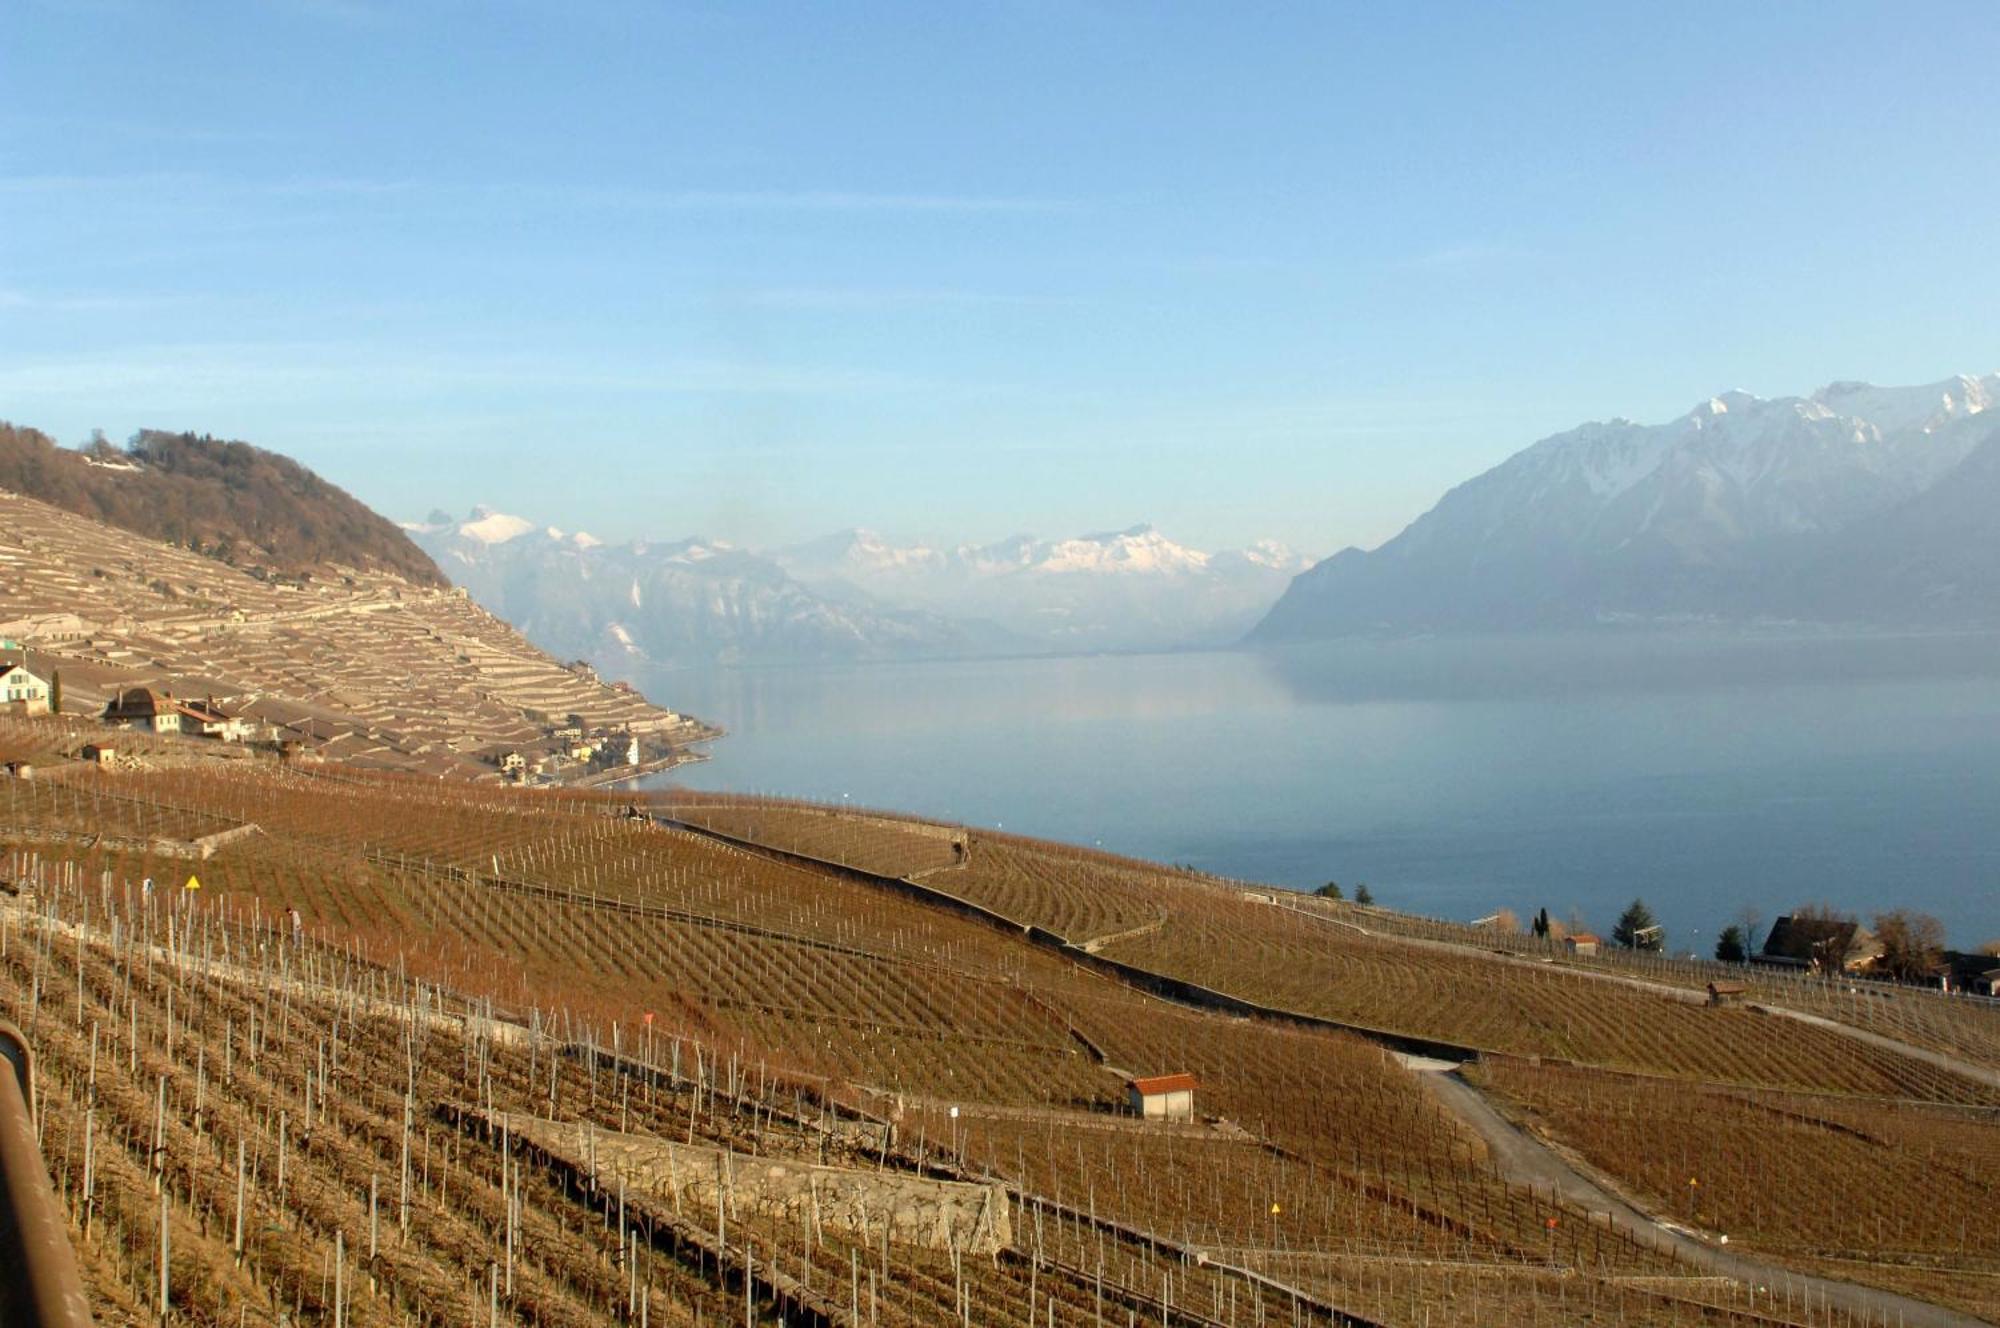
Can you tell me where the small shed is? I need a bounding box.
[1126,1073,1197,1122]
[1565,933,1601,958]
[1706,980,1747,1007]
[80,743,116,766]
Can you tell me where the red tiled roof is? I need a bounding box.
[1128,1073,1197,1096]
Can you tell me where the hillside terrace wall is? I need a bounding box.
[7,822,260,861]
[480,1109,1012,1254]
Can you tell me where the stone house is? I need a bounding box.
[103,687,181,734]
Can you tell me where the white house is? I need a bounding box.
[175,697,254,742]
[0,662,52,715]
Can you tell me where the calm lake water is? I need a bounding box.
[641,634,2000,950]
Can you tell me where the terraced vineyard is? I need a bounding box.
[1473,1058,2000,1323]
[2,748,1991,1325]
[1335,897,2000,1073]
[1093,895,1999,1102]
[664,799,969,879]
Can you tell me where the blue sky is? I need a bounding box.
[4,1,1998,554]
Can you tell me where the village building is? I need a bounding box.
[0,661,52,714]
[1939,950,2000,997]
[1126,1072,1197,1122]
[103,687,182,734]
[1756,914,1872,975]
[1564,932,1601,958]
[175,697,254,742]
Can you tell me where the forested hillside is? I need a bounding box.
[0,423,445,586]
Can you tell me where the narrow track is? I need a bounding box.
[1416,1067,1994,1328]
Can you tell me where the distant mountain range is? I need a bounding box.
[1254,373,2000,639]
[409,514,1310,668]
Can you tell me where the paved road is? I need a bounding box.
[1416,1066,1993,1328]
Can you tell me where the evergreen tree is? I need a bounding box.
[49,669,61,715]
[1315,881,1343,900]
[1612,898,1663,951]
[1531,907,1550,939]
[1714,924,1747,963]
[1354,884,1374,906]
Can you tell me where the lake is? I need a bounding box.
[641,633,2000,951]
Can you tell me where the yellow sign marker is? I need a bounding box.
[184,874,201,891]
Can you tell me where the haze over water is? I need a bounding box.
[648,633,2000,951]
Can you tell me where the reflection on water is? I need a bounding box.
[642,634,2000,948]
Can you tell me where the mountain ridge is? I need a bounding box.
[412,513,1311,666]
[1254,372,2000,640]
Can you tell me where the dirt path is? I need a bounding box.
[1415,1065,1993,1328]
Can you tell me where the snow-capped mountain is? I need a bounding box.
[778,524,1311,650]
[411,511,1309,667]
[1253,373,2000,639]
[408,510,991,669]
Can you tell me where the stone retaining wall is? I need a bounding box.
[491,1110,1011,1255]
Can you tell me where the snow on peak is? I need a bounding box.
[571,531,603,549]
[1237,539,1310,571]
[1035,525,1209,575]
[842,528,944,571]
[459,508,537,545]
[1810,373,2000,435]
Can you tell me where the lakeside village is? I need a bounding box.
[1,643,666,787]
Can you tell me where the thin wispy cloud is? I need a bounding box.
[0,112,289,145]
[547,186,1079,215]
[730,286,1078,311]
[0,172,1073,216]
[0,288,188,313]
[1395,242,1533,271]
[0,171,414,197]
[0,342,941,402]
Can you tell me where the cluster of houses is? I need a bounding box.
[487,720,645,784]
[101,687,255,741]
[1561,912,1999,997]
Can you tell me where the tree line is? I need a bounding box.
[0,422,447,586]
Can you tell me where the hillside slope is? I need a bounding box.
[0,489,710,776]
[0,423,446,586]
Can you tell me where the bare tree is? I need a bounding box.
[1733,905,1765,956]
[1872,910,1947,983]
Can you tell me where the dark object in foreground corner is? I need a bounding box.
[0,1020,96,1328]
